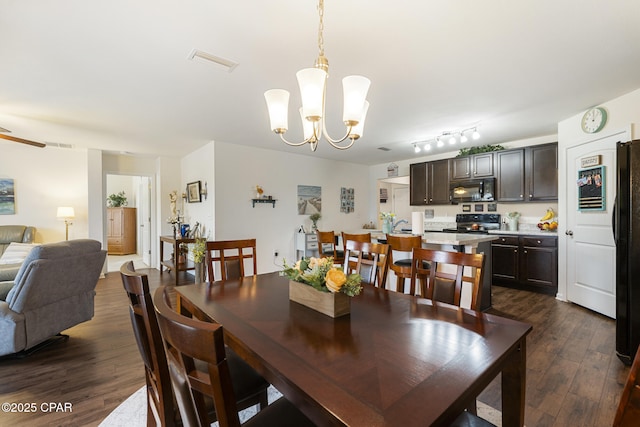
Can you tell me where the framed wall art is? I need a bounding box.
[187,181,202,203]
[340,187,354,213]
[0,178,15,215]
[577,166,605,211]
[297,185,321,215]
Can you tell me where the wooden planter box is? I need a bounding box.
[288,280,351,318]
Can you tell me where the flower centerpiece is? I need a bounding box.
[309,212,321,231]
[282,257,362,317]
[379,211,395,234]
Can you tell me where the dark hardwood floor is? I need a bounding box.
[0,269,629,426]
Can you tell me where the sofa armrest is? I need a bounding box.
[0,265,21,283]
[0,281,14,301]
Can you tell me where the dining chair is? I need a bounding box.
[385,234,428,295]
[341,232,371,271]
[613,344,640,426]
[119,261,180,426]
[316,230,344,265]
[153,285,316,427]
[409,248,485,311]
[343,240,389,287]
[120,262,269,426]
[205,239,257,282]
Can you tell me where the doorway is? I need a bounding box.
[106,174,152,272]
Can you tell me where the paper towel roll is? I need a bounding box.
[412,211,424,235]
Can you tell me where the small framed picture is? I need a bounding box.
[474,204,484,212]
[462,204,471,212]
[187,181,202,203]
[487,203,497,212]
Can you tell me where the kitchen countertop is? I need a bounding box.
[488,229,558,237]
[422,232,499,245]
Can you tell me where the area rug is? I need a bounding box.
[99,386,503,426]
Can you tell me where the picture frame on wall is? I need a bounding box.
[187,181,202,203]
[0,178,15,215]
[577,166,605,211]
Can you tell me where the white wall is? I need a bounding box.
[180,143,215,238]
[0,144,90,242]
[211,141,371,273]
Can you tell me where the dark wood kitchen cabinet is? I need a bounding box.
[449,153,494,180]
[496,142,557,202]
[410,159,450,205]
[492,234,557,295]
[527,143,558,201]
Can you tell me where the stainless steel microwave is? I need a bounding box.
[450,178,495,203]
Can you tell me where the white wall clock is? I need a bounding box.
[581,107,608,133]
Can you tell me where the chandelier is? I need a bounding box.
[264,0,371,151]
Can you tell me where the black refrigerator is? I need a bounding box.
[615,139,640,365]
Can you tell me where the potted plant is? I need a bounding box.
[107,191,128,207]
[191,237,207,283]
[281,256,362,317]
[310,212,321,231]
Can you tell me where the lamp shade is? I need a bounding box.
[264,89,290,132]
[349,101,369,139]
[342,75,371,124]
[296,67,326,121]
[57,206,75,219]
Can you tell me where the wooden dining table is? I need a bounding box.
[175,272,532,426]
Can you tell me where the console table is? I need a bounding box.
[159,235,195,286]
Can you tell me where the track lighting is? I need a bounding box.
[411,125,481,154]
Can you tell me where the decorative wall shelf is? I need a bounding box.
[252,198,276,208]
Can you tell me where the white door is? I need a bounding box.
[566,133,621,318]
[139,176,152,266]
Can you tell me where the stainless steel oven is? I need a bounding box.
[449,178,495,203]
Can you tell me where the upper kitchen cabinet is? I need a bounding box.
[496,143,558,202]
[527,143,558,201]
[410,159,450,205]
[449,153,494,180]
[496,149,526,201]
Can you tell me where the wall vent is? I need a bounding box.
[377,147,392,151]
[46,142,75,149]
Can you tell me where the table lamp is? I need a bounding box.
[57,206,75,240]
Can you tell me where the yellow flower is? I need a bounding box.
[325,268,347,293]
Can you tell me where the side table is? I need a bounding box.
[159,235,195,286]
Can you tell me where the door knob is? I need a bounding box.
[566,230,574,236]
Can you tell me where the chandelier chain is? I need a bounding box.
[317,0,324,57]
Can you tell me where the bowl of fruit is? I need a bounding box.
[537,208,558,231]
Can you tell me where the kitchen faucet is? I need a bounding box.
[393,219,409,231]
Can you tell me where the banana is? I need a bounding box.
[540,208,555,221]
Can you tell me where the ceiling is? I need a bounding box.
[1,1,640,165]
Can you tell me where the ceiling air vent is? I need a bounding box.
[46,142,75,149]
[378,147,392,151]
[188,49,238,73]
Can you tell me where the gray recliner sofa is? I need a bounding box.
[0,225,36,283]
[0,239,106,356]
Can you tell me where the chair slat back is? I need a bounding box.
[205,239,257,282]
[385,234,424,294]
[316,230,344,264]
[410,249,485,310]
[344,241,389,287]
[153,286,241,427]
[119,262,177,427]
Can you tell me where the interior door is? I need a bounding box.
[566,134,619,318]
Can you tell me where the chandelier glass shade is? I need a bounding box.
[264,0,370,151]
